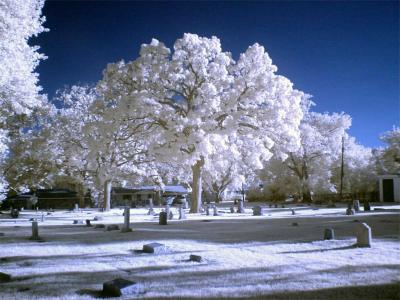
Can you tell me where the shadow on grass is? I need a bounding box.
[280,244,358,254]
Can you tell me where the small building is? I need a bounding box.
[111,185,189,207]
[378,175,400,202]
[7,189,81,209]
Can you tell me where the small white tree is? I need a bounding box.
[285,111,352,201]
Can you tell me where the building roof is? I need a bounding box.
[112,185,189,194]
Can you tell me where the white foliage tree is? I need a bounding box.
[377,127,400,175]
[100,34,306,213]
[286,111,352,201]
[0,0,47,199]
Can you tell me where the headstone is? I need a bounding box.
[252,206,263,216]
[30,221,40,240]
[0,272,11,283]
[73,220,84,224]
[94,224,105,229]
[86,219,92,227]
[93,216,103,221]
[324,228,335,240]
[363,201,371,211]
[355,222,372,247]
[179,205,186,220]
[121,207,132,232]
[237,200,245,213]
[106,224,119,231]
[291,209,296,215]
[274,204,278,208]
[147,208,155,215]
[281,205,285,208]
[74,203,79,211]
[142,242,166,254]
[103,278,140,297]
[10,209,19,218]
[168,211,174,220]
[159,211,167,225]
[346,203,355,215]
[189,254,202,262]
[230,206,235,213]
[353,200,360,212]
[269,204,272,208]
[213,205,219,216]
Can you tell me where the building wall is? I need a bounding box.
[378,175,400,202]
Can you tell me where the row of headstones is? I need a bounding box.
[323,222,372,247]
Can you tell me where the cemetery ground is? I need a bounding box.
[0,203,399,299]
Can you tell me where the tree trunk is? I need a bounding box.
[190,158,204,213]
[104,180,112,211]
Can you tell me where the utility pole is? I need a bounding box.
[339,136,345,202]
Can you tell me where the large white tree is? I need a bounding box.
[0,0,47,198]
[99,34,306,212]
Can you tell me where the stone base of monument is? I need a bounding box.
[103,278,141,297]
[142,243,166,254]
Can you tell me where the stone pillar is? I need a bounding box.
[324,228,335,240]
[121,207,132,232]
[30,221,39,240]
[356,222,372,247]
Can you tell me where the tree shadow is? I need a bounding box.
[280,244,357,254]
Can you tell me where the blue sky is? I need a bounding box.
[34,1,399,148]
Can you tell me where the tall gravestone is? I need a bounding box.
[346,203,355,215]
[353,200,360,212]
[324,228,335,240]
[159,211,167,225]
[355,222,372,247]
[252,206,263,216]
[363,201,371,211]
[237,200,245,213]
[121,207,132,232]
[30,221,40,240]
